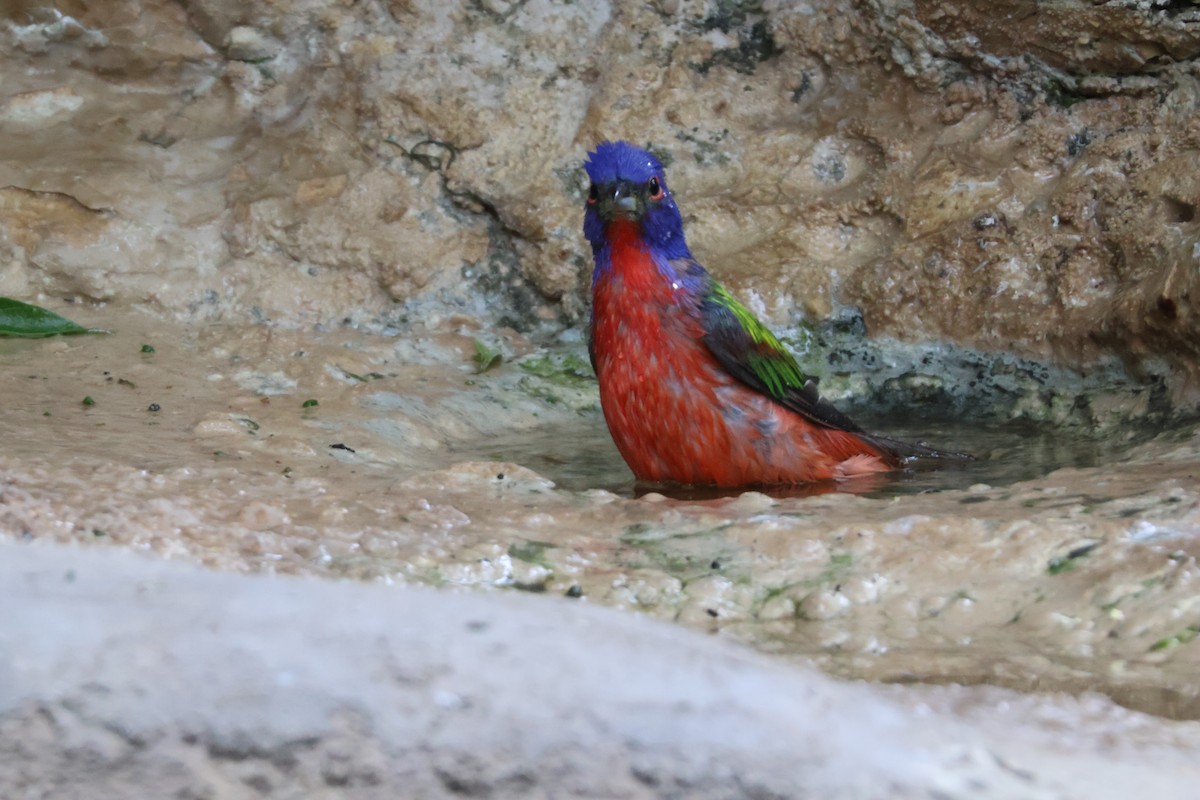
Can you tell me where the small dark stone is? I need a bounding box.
[710,560,721,570]
[329,443,356,453]
[148,403,161,412]
[1066,130,1092,157]
[706,608,719,618]
[565,584,583,598]
[496,472,505,480]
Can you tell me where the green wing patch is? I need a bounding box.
[699,277,866,433]
[707,283,808,399]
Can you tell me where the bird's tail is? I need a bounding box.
[864,433,975,464]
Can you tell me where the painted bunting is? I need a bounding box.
[582,140,963,487]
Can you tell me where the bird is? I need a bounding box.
[582,140,965,487]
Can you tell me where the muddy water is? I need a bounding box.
[489,415,1152,499]
[2,306,1199,721]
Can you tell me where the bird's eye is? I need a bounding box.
[647,176,664,201]
[587,184,598,205]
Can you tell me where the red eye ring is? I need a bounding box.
[647,176,664,201]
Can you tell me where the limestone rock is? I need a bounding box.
[0,0,1198,392]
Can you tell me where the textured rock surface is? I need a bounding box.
[5,2,1200,794]
[3,314,1200,722]
[3,540,1200,800]
[2,0,1199,396]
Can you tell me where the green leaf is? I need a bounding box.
[473,339,502,374]
[0,297,94,338]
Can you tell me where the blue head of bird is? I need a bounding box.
[582,141,692,265]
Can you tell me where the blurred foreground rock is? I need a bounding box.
[3,540,1200,799]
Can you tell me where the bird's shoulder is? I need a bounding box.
[684,267,808,397]
[670,259,865,434]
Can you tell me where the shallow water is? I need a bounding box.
[0,313,1167,498]
[464,413,1158,500]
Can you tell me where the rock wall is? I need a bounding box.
[1,1,1198,390]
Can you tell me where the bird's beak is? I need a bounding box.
[597,180,643,221]
[614,194,638,213]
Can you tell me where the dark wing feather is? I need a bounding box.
[695,275,973,461]
[696,279,866,434]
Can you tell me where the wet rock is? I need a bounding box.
[0,86,84,127]
[604,570,684,612]
[798,588,852,621]
[7,541,1200,799]
[239,501,291,531]
[678,574,753,624]
[225,25,275,62]
[757,591,799,621]
[2,312,1200,721]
